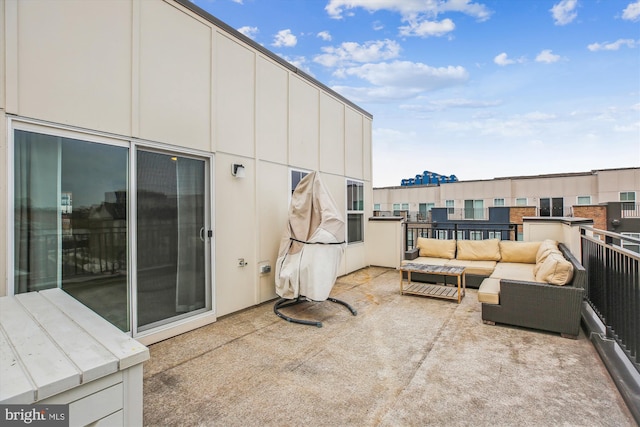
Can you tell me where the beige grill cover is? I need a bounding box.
[275,172,345,301]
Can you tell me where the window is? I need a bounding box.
[291,169,309,194]
[494,198,505,207]
[621,233,640,254]
[539,197,563,216]
[516,198,527,206]
[374,203,380,211]
[435,230,448,239]
[347,180,364,244]
[469,231,483,240]
[392,203,401,211]
[576,196,591,205]
[445,200,454,214]
[464,199,484,219]
[620,191,636,210]
[488,231,503,240]
[401,203,409,211]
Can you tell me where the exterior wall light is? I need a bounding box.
[231,163,246,178]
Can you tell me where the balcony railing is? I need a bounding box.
[404,221,521,251]
[580,227,639,372]
[621,202,640,218]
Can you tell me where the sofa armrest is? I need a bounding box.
[558,243,586,289]
[483,278,584,337]
[405,248,419,260]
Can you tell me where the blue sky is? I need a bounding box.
[192,0,640,187]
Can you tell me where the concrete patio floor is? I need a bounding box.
[143,267,636,426]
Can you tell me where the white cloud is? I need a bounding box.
[325,0,492,21]
[399,18,455,37]
[550,0,578,25]
[494,52,525,66]
[313,39,401,67]
[535,49,561,63]
[587,38,638,51]
[317,31,332,41]
[331,61,469,103]
[339,61,468,88]
[231,0,243,4]
[277,54,313,76]
[272,29,297,47]
[494,52,512,66]
[237,26,258,39]
[429,98,502,109]
[622,0,640,21]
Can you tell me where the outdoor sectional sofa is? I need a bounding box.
[403,238,586,338]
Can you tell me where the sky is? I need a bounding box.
[191,0,640,187]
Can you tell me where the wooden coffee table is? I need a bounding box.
[399,263,466,303]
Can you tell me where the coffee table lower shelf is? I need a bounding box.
[402,282,460,300]
[399,263,466,303]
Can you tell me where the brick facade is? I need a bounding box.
[572,205,607,231]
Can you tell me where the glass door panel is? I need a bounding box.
[14,130,130,331]
[136,150,208,331]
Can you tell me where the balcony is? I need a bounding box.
[143,266,637,425]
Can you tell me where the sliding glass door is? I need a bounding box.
[136,150,209,331]
[14,130,130,331]
[13,126,212,336]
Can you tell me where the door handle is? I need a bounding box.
[199,227,205,242]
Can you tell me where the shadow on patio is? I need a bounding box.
[143,267,635,426]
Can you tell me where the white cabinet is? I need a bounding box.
[0,289,149,426]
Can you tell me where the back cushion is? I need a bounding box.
[535,239,560,264]
[499,241,541,264]
[417,237,456,259]
[535,252,574,285]
[534,239,562,276]
[456,239,501,261]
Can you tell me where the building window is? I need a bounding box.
[464,199,484,220]
[401,203,409,211]
[576,196,591,205]
[539,197,563,217]
[516,198,527,206]
[347,180,364,244]
[374,203,380,211]
[620,191,636,211]
[291,169,309,194]
[470,231,483,240]
[435,230,448,239]
[621,233,640,254]
[445,199,454,214]
[488,231,503,240]
[494,198,505,207]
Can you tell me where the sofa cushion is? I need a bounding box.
[417,237,456,259]
[535,253,574,285]
[401,257,449,267]
[478,278,500,304]
[535,239,560,264]
[456,239,501,261]
[534,239,562,276]
[446,259,496,276]
[491,262,537,282]
[499,241,541,264]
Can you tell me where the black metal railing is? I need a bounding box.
[404,222,522,251]
[580,227,639,371]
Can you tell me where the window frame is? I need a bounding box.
[515,197,528,206]
[576,195,592,205]
[346,179,364,244]
[493,198,505,207]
